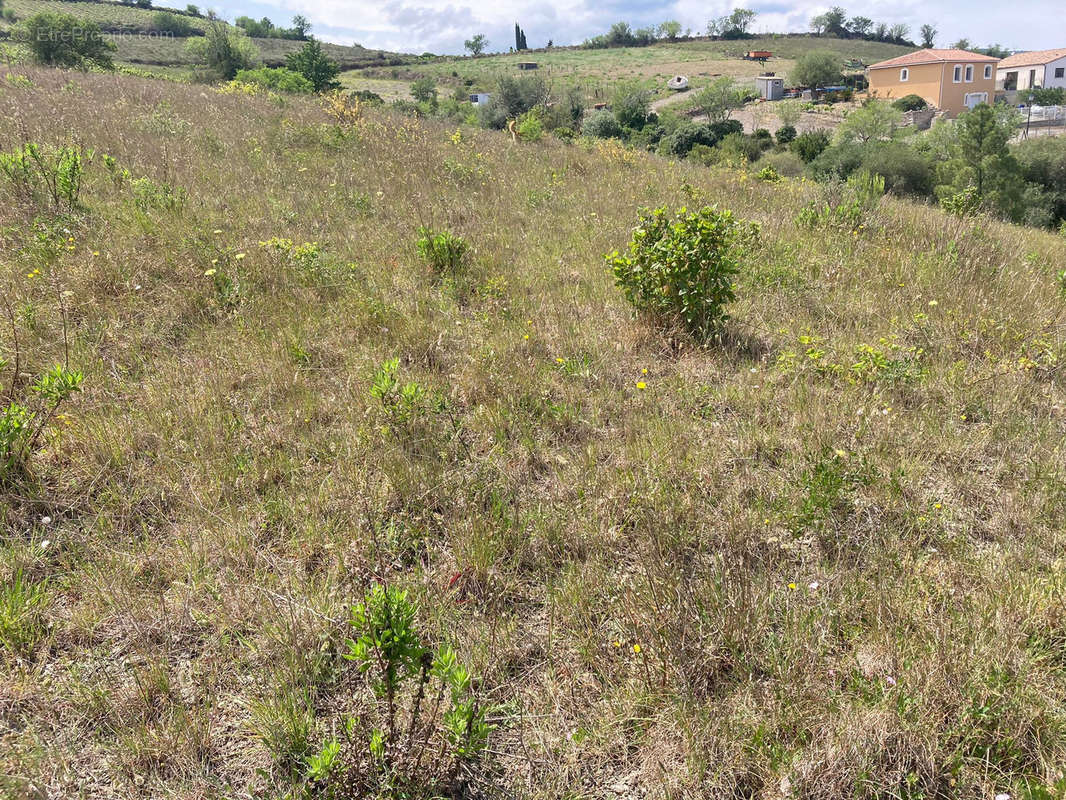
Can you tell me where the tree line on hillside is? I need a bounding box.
[808,7,917,46]
[234,14,310,40]
[458,9,1013,59]
[807,8,1013,55]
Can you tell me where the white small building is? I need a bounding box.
[469,93,491,106]
[997,48,1066,92]
[755,74,784,101]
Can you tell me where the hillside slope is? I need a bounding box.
[0,0,402,70]
[348,35,917,102]
[2,64,1066,799]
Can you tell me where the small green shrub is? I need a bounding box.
[249,687,316,769]
[607,205,758,337]
[349,89,384,104]
[796,448,873,532]
[18,12,116,69]
[892,93,928,112]
[0,569,50,656]
[775,124,797,145]
[131,176,186,211]
[0,403,33,481]
[185,21,258,80]
[797,170,884,230]
[790,129,830,163]
[717,132,764,163]
[940,185,982,218]
[285,39,340,92]
[0,142,92,212]
[552,126,575,141]
[313,585,492,796]
[1,365,83,484]
[152,11,193,35]
[756,165,781,182]
[516,109,544,142]
[760,150,805,177]
[582,108,623,139]
[370,357,429,427]
[234,66,313,94]
[416,226,467,277]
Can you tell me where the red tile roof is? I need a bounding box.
[869,48,1000,70]
[998,48,1066,68]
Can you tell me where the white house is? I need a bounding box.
[996,48,1066,92]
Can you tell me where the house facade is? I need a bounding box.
[996,48,1066,93]
[867,48,999,117]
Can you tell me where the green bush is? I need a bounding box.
[611,81,651,129]
[410,76,437,104]
[516,109,544,141]
[285,39,340,92]
[416,226,467,277]
[658,122,728,157]
[809,142,865,181]
[18,12,116,69]
[686,143,717,165]
[797,170,885,230]
[756,165,781,182]
[582,109,624,139]
[861,141,933,197]
[131,176,186,210]
[0,142,92,212]
[775,124,797,145]
[892,93,928,112]
[607,205,757,337]
[791,49,842,88]
[939,185,981,217]
[717,132,764,163]
[0,364,83,484]
[629,123,664,151]
[477,74,547,129]
[760,150,805,177]
[318,585,492,796]
[152,11,193,36]
[350,89,384,104]
[234,66,313,93]
[791,129,830,162]
[1014,135,1066,230]
[186,21,258,79]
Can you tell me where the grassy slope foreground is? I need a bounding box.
[2,65,1066,799]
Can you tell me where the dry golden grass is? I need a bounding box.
[2,63,1066,800]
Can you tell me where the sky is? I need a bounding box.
[208,0,1064,55]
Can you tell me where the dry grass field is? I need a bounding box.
[2,62,1066,800]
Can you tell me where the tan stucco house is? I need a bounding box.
[866,48,999,117]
